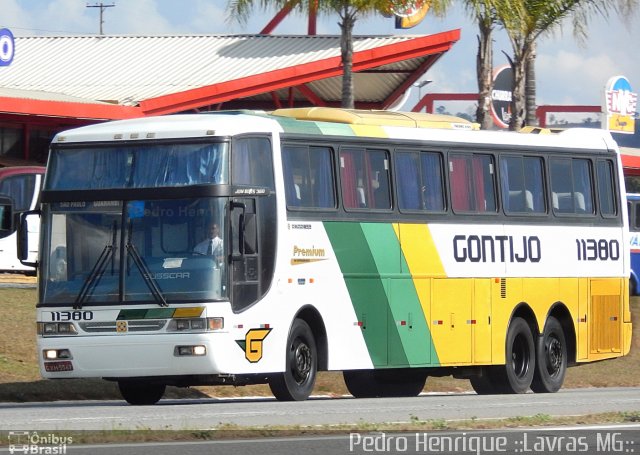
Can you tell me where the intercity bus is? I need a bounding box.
[20,108,631,405]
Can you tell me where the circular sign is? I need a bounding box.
[604,75,637,134]
[490,65,514,129]
[0,28,15,67]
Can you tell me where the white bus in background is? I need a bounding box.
[0,166,45,273]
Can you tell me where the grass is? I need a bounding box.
[1,287,639,402]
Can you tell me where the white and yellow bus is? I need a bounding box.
[22,108,631,405]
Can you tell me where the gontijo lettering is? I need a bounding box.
[453,234,541,263]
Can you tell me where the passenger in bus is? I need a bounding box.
[194,223,223,265]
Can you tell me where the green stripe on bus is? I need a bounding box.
[324,221,392,366]
[272,116,325,135]
[116,308,175,320]
[325,222,438,367]
[316,122,355,136]
[360,223,437,367]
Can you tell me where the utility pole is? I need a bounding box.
[86,2,115,35]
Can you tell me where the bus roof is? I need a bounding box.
[52,108,620,154]
[271,107,478,130]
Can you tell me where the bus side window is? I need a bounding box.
[367,150,391,209]
[500,155,545,214]
[282,145,335,209]
[232,137,275,189]
[396,150,444,212]
[596,160,617,217]
[449,153,497,213]
[550,157,594,215]
[340,148,391,210]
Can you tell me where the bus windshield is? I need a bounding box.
[41,197,228,305]
[45,141,228,190]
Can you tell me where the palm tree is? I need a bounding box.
[496,0,581,130]
[498,0,638,130]
[228,0,419,109]
[459,1,499,130]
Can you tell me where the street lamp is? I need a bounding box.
[412,80,432,112]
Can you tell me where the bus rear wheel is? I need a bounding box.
[344,369,427,398]
[531,317,567,393]
[118,381,166,405]
[269,319,317,401]
[491,317,535,394]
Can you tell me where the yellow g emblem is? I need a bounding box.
[236,328,271,363]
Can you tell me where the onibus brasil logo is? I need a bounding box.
[8,431,72,454]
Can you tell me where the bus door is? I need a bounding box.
[230,198,260,312]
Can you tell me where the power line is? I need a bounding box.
[86,2,115,35]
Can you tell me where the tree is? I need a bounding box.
[446,1,520,129]
[495,0,581,130]
[228,0,419,109]
[462,1,498,129]
[498,0,638,130]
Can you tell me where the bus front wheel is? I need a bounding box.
[269,319,317,401]
[118,381,166,405]
[531,317,567,393]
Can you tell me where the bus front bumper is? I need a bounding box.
[37,333,249,379]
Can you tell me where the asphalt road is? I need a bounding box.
[0,387,638,432]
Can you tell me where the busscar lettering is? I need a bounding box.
[453,235,541,263]
[143,272,190,280]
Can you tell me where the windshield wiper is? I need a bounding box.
[126,237,168,308]
[74,221,117,309]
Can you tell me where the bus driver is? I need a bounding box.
[194,223,223,265]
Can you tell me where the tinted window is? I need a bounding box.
[232,137,274,189]
[596,160,616,216]
[550,158,593,214]
[500,156,545,214]
[395,150,444,212]
[282,145,335,209]
[0,174,38,212]
[449,153,496,213]
[340,148,391,210]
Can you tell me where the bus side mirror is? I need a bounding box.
[18,209,40,267]
[0,197,13,235]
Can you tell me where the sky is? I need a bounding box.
[1,0,638,118]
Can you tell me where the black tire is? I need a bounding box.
[491,317,535,393]
[269,319,317,401]
[118,381,166,405]
[469,367,499,395]
[344,370,383,398]
[531,316,567,393]
[344,369,427,398]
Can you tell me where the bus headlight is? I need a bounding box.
[174,345,207,356]
[43,349,72,360]
[37,322,78,336]
[167,317,224,332]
